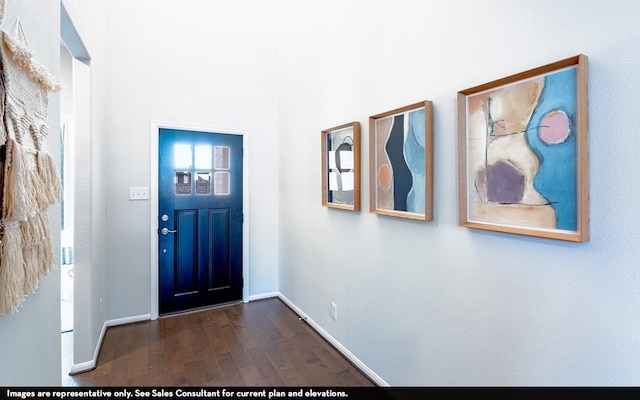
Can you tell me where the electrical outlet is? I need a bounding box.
[129,187,149,200]
[330,302,338,320]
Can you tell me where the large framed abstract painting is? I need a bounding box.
[457,55,589,242]
[322,121,361,211]
[369,101,433,221]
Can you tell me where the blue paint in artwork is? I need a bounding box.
[386,114,412,211]
[526,67,578,231]
[404,109,426,214]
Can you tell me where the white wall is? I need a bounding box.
[277,0,640,386]
[103,0,280,320]
[0,0,61,386]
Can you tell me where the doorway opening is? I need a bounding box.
[60,44,74,334]
[157,129,244,315]
[60,2,91,384]
[149,122,250,320]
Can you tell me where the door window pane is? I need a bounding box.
[195,172,212,195]
[214,172,230,195]
[174,144,192,169]
[175,171,192,195]
[214,146,230,170]
[194,145,212,170]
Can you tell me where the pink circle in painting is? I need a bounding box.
[378,164,392,191]
[539,110,570,144]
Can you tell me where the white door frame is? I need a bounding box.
[149,121,250,320]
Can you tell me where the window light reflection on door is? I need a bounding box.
[195,144,212,170]
[174,143,192,169]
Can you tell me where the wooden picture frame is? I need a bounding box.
[457,55,589,242]
[369,101,434,220]
[322,121,361,211]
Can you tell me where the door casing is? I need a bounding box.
[150,121,250,320]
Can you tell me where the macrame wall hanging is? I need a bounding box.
[0,2,63,315]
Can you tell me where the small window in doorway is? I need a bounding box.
[214,146,230,170]
[195,144,212,170]
[195,172,212,195]
[175,171,192,195]
[174,144,192,169]
[214,172,230,195]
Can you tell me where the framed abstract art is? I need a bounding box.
[457,55,589,242]
[322,121,361,211]
[369,101,434,221]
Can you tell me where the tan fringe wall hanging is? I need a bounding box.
[0,7,62,315]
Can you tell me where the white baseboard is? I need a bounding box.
[247,291,279,302]
[69,359,96,375]
[69,314,150,375]
[106,313,151,327]
[68,322,106,375]
[277,292,389,387]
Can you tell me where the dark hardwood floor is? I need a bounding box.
[64,298,375,387]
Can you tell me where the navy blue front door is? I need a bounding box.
[158,128,243,314]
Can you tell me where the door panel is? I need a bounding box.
[208,208,230,290]
[159,128,243,314]
[175,209,198,295]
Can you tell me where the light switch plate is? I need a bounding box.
[129,187,149,200]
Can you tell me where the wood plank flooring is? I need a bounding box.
[64,298,375,387]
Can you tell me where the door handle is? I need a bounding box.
[160,227,177,235]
